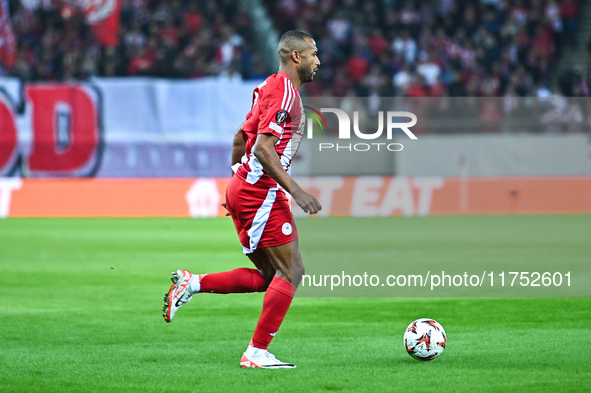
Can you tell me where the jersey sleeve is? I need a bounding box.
[257,84,292,139]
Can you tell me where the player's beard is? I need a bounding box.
[299,64,317,83]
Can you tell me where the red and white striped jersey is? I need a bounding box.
[236,71,305,187]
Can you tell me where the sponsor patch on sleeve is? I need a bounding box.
[275,110,288,125]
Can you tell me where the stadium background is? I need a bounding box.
[1,1,591,392]
[0,0,589,217]
[0,0,590,217]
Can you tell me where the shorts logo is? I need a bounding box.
[275,110,288,125]
[282,222,292,235]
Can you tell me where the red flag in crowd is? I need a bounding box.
[0,0,16,68]
[79,0,121,47]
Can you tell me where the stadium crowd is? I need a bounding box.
[5,0,263,81]
[2,0,589,98]
[266,0,586,98]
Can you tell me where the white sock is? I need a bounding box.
[245,344,266,358]
[189,274,201,294]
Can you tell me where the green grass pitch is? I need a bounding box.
[1,216,590,392]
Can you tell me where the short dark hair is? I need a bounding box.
[278,30,313,64]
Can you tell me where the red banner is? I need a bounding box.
[1,83,103,177]
[0,94,18,174]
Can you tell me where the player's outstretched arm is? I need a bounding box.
[252,133,322,215]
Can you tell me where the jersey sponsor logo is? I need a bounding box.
[282,222,293,235]
[275,110,288,125]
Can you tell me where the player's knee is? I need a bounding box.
[293,265,305,286]
[274,257,304,284]
[290,256,305,286]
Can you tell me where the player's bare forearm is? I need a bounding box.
[231,123,246,167]
[252,134,294,192]
[222,123,247,216]
[252,133,321,214]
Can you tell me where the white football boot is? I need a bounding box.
[162,269,195,323]
[240,345,296,369]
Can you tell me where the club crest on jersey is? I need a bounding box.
[282,223,293,235]
[275,110,288,125]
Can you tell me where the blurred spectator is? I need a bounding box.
[559,0,578,46]
[392,29,417,65]
[416,51,441,86]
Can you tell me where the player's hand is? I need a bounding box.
[221,202,231,217]
[292,190,322,215]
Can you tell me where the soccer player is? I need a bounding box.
[162,30,321,369]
